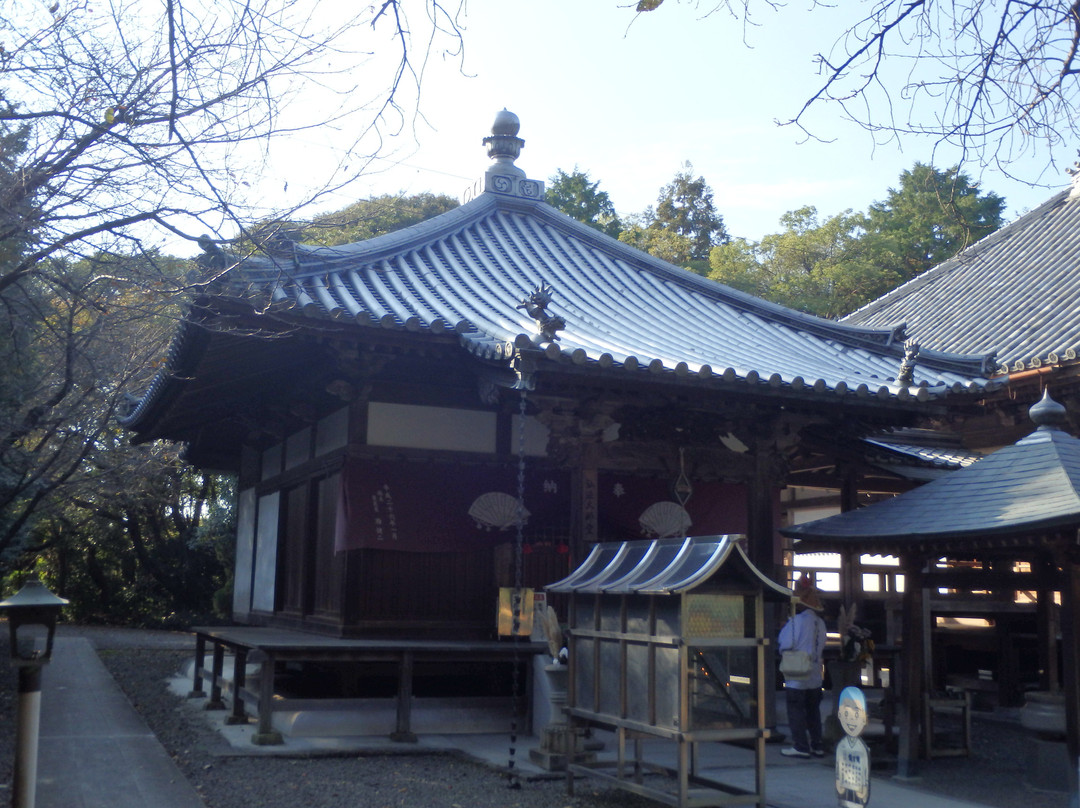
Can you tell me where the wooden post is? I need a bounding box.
[252,652,283,745]
[226,647,249,725]
[189,633,206,698]
[747,429,780,732]
[838,466,863,616]
[391,651,418,742]
[565,434,599,563]
[1055,541,1080,804]
[896,553,926,778]
[1037,551,1061,692]
[205,641,226,710]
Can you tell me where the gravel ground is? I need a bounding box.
[0,626,1072,808]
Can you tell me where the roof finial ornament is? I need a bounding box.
[463,110,544,203]
[897,338,920,385]
[1030,388,1068,429]
[483,109,525,179]
[518,282,566,343]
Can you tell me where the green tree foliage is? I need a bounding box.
[299,193,460,247]
[618,163,728,271]
[709,207,897,319]
[0,247,237,627]
[243,192,460,255]
[0,101,32,272]
[618,215,698,266]
[708,164,1005,318]
[862,163,1005,284]
[23,440,234,626]
[651,162,729,261]
[545,168,622,238]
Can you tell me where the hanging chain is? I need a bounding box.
[507,388,528,789]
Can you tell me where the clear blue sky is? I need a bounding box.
[261,1,1067,243]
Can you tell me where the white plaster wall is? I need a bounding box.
[251,491,280,613]
[315,407,349,456]
[284,426,312,469]
[367,402,496,453]
[511,413,549,457]
[232,487,257,620]
[261,443,282,481]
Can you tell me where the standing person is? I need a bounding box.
[778,578,827,758]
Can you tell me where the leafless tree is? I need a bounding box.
[0,0,465,573]
[0,0,465,293]
[635,0,1080,182]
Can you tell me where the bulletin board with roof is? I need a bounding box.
[547,534,794,808]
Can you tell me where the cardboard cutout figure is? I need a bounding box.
[835,686,870,807]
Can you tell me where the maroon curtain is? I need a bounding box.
[334,459,570,553]
[597,473,749,539]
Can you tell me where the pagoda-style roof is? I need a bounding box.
[782,391,1080,551]
[546,534,792,598]
[844,179,1080,373]
[122,112,1001,455]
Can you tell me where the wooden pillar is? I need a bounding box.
[897,553,927,778]
[747,427,781,732]
[1054,542,1080,804]
[839,467,862,614]
[1037,550,1061,692]
[746,434,779,578]
[569,441,599,561]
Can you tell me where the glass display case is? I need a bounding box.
[547,535,792,808]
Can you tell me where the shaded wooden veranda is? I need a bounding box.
[782,391,1080,801]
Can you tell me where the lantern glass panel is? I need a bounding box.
[655,645,680,728]
[573,636,596,712]
[626,641,650,723]
[654,599,680,638]
[626,594,651,635]
[599,598,621,632]
[598,639,621,716]
[689,645,758,730]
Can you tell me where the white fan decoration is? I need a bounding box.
[638,501,692,538]
[469,491,529,531]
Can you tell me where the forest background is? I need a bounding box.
[0,0,1066,623]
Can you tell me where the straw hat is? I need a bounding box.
[797,586,824,612]
[794,576,824,611]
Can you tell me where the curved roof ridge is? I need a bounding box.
[234,190,993,377]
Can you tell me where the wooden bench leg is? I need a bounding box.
[391,651,417,742]
[226,648,249,725]
[204,642,226,711]
[252,652,283,745]
[188,634,206,698]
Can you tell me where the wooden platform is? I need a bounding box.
[190,626,545,745]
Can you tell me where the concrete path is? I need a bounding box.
[35,636,205,808]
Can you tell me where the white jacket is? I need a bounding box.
[778,608,826,689]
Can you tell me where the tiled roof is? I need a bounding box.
[783,393,1080,547]
[545,535,792,598]
[124,112,1003,441]
[208,190,996,405]
[865,430,982,468]
[844,180,1080,372]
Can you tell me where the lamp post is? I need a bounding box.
[0,577,68,808]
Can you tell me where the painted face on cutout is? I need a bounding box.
[838,686,867,736]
